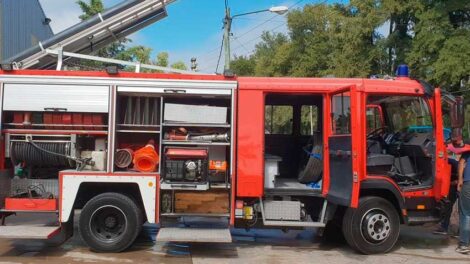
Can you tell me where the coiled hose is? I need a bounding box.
[11,141,74,167]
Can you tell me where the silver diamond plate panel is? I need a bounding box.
[264,200,301,221]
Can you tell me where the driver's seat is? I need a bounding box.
[367,153,395,174]
[366,140,394,174]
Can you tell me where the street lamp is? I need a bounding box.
[223,5,288,73]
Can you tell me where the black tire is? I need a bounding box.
[298,156,323,183]
[342,196,400,254]
[79,192,143,252]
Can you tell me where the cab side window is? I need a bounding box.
[331,93,351,134]
[366,106,383,133]
[265,105,293,135]
[301,105,318,135]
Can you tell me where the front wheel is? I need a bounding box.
[79,192,143,252]
[342,196,400,254]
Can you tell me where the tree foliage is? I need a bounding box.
[170,61,188,70]
[77,0,103,20]
[230,0,470,92]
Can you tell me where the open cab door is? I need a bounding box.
[437,90,464,199]
[324,85,362,208]
[433,88,449,199]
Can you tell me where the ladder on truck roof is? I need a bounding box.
[4,0,176,70]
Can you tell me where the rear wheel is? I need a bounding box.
[342,196,400,254]
[79,192,143,252]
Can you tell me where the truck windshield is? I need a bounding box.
[368,96,432,132]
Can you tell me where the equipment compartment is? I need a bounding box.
[3,83,109,113]
[113,94,162,173]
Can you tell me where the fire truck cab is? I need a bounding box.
[0,69,464,254]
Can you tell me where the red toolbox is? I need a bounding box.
[5,198,57,211]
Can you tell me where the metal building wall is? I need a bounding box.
[0,0,3,62]
[0,0,53,62]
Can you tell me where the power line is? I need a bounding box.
[201,22,286,72]
[209,0,315,72]
[201,0,305,66]
[450,88,470,94]
[234,0,306,40]
[228,0,328,58]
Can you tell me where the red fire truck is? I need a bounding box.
[0,67,464,254]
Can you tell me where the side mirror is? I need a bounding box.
[451,96,464,146]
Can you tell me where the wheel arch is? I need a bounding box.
[73,182,145,218]
[59,174,158,223]
[360,179,406,224]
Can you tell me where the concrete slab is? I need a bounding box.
[0,213,468,263]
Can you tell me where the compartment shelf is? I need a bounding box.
[116,124,160,134]
[210,183,231,189]
[117,124,160,128]
[162,140,230,146]
[2,129,108,136]
[160,213,230,217]
[116,130,160,134]
[162,122,230,128]
[4,123,108,128]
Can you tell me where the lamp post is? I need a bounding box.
[223,5,288,73]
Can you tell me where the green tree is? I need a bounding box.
[155,52,169,67]
[77,0,103,20]
[75,0,186,73]
[407,0,470,91]
[230,55,255,76]
[75,0,129,69]
[230,0,469,90]
[170,61,188,71]
[117,46,152,63]
[171,61,188,70]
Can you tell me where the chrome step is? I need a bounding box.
[262,220,325,227]
[157,227,232,243]
[0,225,61,239]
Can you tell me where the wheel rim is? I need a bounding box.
[89,205,128,243]
[360,208,392,244]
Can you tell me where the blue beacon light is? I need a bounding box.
[396,64,409,78]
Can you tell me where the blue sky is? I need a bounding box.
[38,0,314,72]
[38,0,359,72]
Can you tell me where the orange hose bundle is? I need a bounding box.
[133,140,159,172]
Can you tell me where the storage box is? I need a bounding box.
[174,191,229,214]
[164,103,227,124]
[264,154,282,189]
[5,198,57,211]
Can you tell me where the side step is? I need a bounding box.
[407,216,440,225]
[157,227,232,243]
[0,225,61,239]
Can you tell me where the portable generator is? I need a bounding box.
[163,147,208,183]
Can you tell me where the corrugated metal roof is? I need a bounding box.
[0,0,53,62]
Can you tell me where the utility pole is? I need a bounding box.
[223,7,232,72]
[222,5,288,73]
